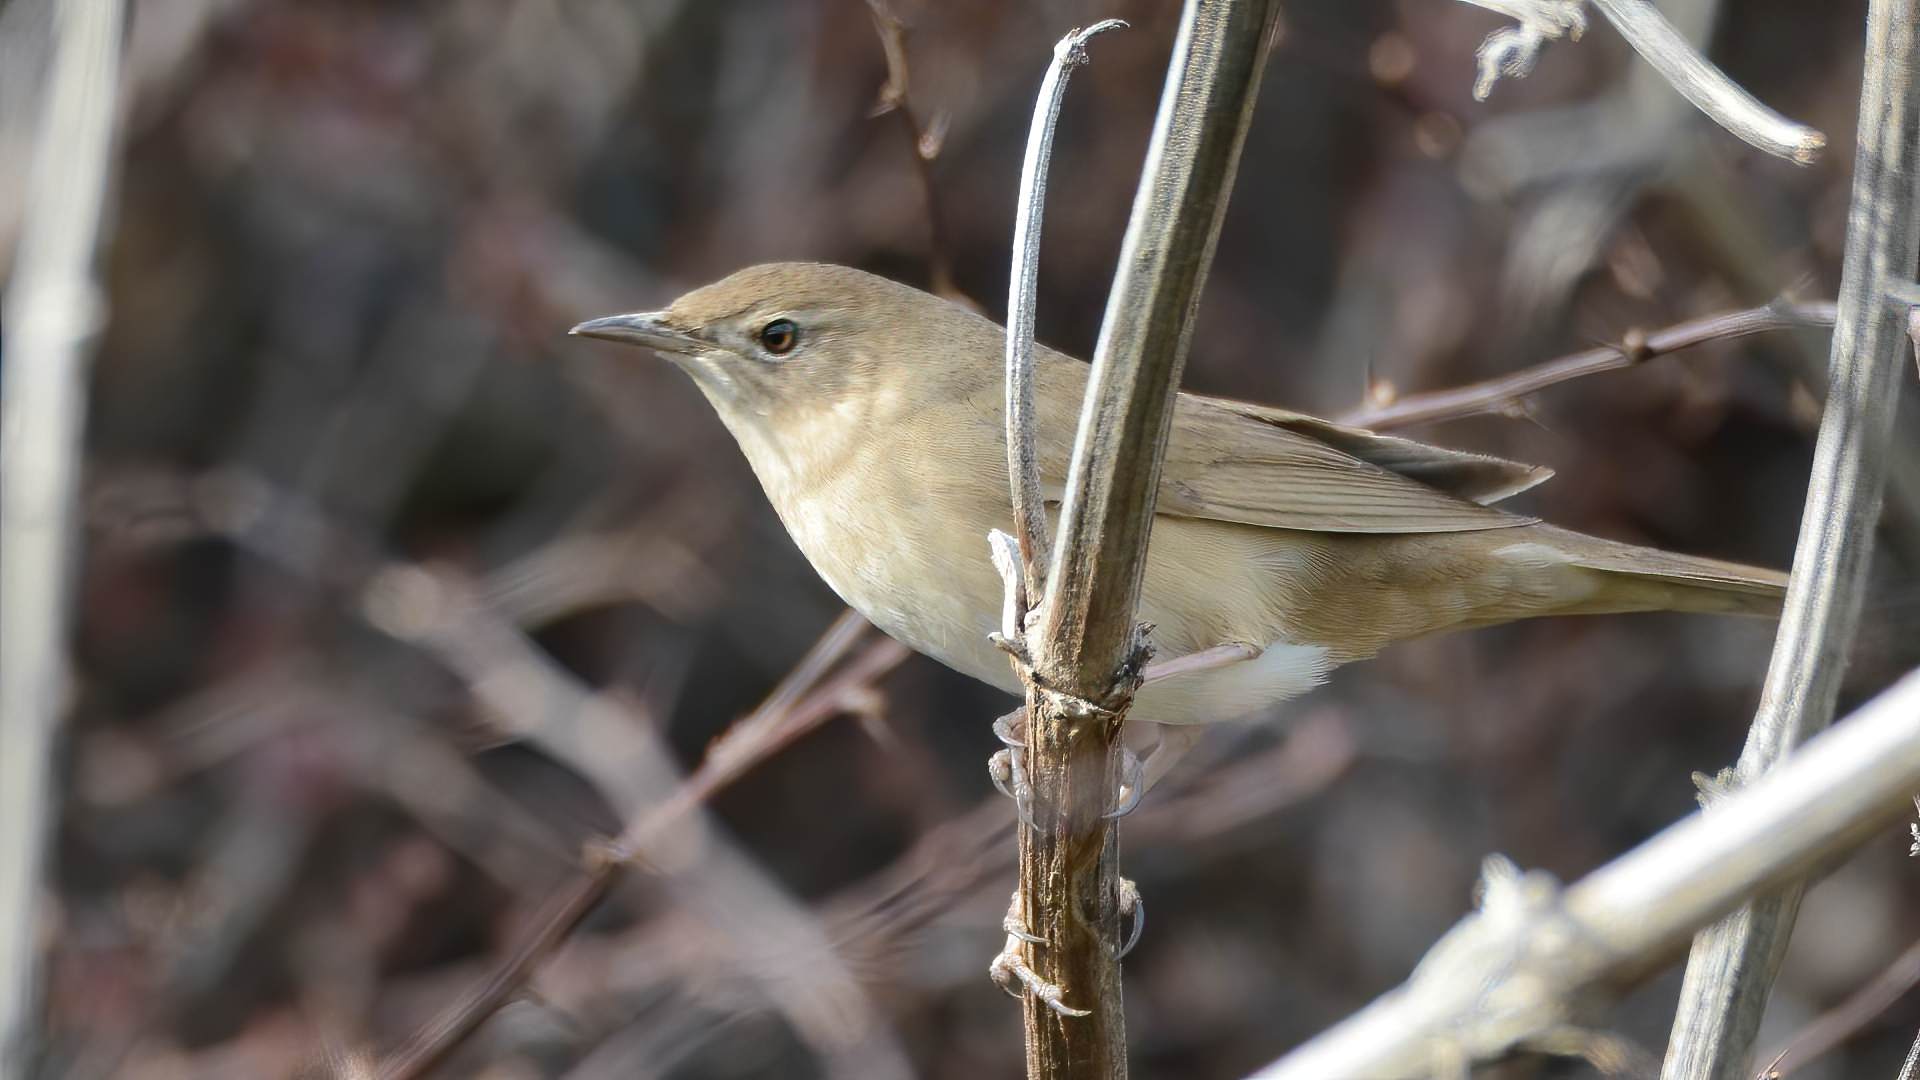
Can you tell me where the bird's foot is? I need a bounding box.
[989,708,1036,827]
[1002,888,1044,944]
[990,891,1090,1017]
[992,707,1027,749]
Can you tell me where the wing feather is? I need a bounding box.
[1030,352,1544,535]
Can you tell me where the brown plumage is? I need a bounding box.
[573,262,1785,781]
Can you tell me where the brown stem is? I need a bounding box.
[1008,2,1280,1075]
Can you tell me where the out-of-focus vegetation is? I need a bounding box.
[4,0,1918,1076]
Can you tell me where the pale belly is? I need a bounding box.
[770,481,1334,728]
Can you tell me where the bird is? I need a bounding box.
[572,262,1786,792]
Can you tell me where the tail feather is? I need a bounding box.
[1542,527,1788,618]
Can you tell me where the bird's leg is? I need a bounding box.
[1140,641,1262,685]
[1095,642,1260,818]
[989,891,1090,1017]
[987,707,1035,827]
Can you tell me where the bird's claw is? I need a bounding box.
[1116,876,1144,959]
[989,748,1037,828]
[992,708,1026,748]
[989,708,1037,826]
[1002,889,1045,944]
[1105,744,1145,819]
[990,892,1089,1018]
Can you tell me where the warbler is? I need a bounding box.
[573,262,1784,784]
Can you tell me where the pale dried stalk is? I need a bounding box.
[1661,1,1920,1075]
[1250,669,1920,1079]
[1003,18,1127,603]
[1589,0,1825,163]
[1000,2,1278,1075]
[1459,0,1824,163]
[0,0,125,1071]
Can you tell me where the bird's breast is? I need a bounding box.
[749,421,1023,695]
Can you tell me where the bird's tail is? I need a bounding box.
[1538,526,1788,618]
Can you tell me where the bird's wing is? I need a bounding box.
[1029,383,1548,534]
[1149,395,1542,533]
[1023,347,1549,535]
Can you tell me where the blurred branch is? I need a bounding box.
[1662,1,1920,1074]
[1460,0,1825,163]
[1336,299,1837,431]
[866,0,966,303]
[377,606,907,1080]
[1755,937,1920,1077]
[1251,668,1920,1080]
[0,0,124,1072]
[994,2,1278,1073]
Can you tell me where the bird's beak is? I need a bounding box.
[568,311,698,354]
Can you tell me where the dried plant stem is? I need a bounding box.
[1336,299,1837,431]
[0,0,124,1071]
[1459,0,1824,164]
[1588,0,1825,163]
[1661,2,1920,1076]
[1003,19,1127,610]
[996,2,1278,1075]
[1251,669,1920,1079]
[1901,1030,1920,1080]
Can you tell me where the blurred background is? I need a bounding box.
[3,0,1919,1076]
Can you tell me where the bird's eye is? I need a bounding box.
[758,318,799,356]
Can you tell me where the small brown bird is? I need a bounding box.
[574,263,1785,786]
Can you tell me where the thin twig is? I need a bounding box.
[377,618,907,1079]
[1000,2,1280,1075]
[1336,299,1837,431]
[0,0,125,1072]
[1003,19,1127,614]
[1250,669,1920,1079]
[1754,936,1920,1077]
[1661,2,1920,1076]
[866,0,966,303]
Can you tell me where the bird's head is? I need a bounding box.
[571,262,994,430]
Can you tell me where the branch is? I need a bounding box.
[1459,0,1825,164]
[377,607,906,1079]
[1249,669,1920,1079]
[1589,0,1825,164]
[1754,937,1920,1077]
[1003,18,1127,614]
[866,0,967,303]
[0,0,125,1071]
[1335,299,1837,431]
[1661,1,1920,1074]
[998,2,1279,1075]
